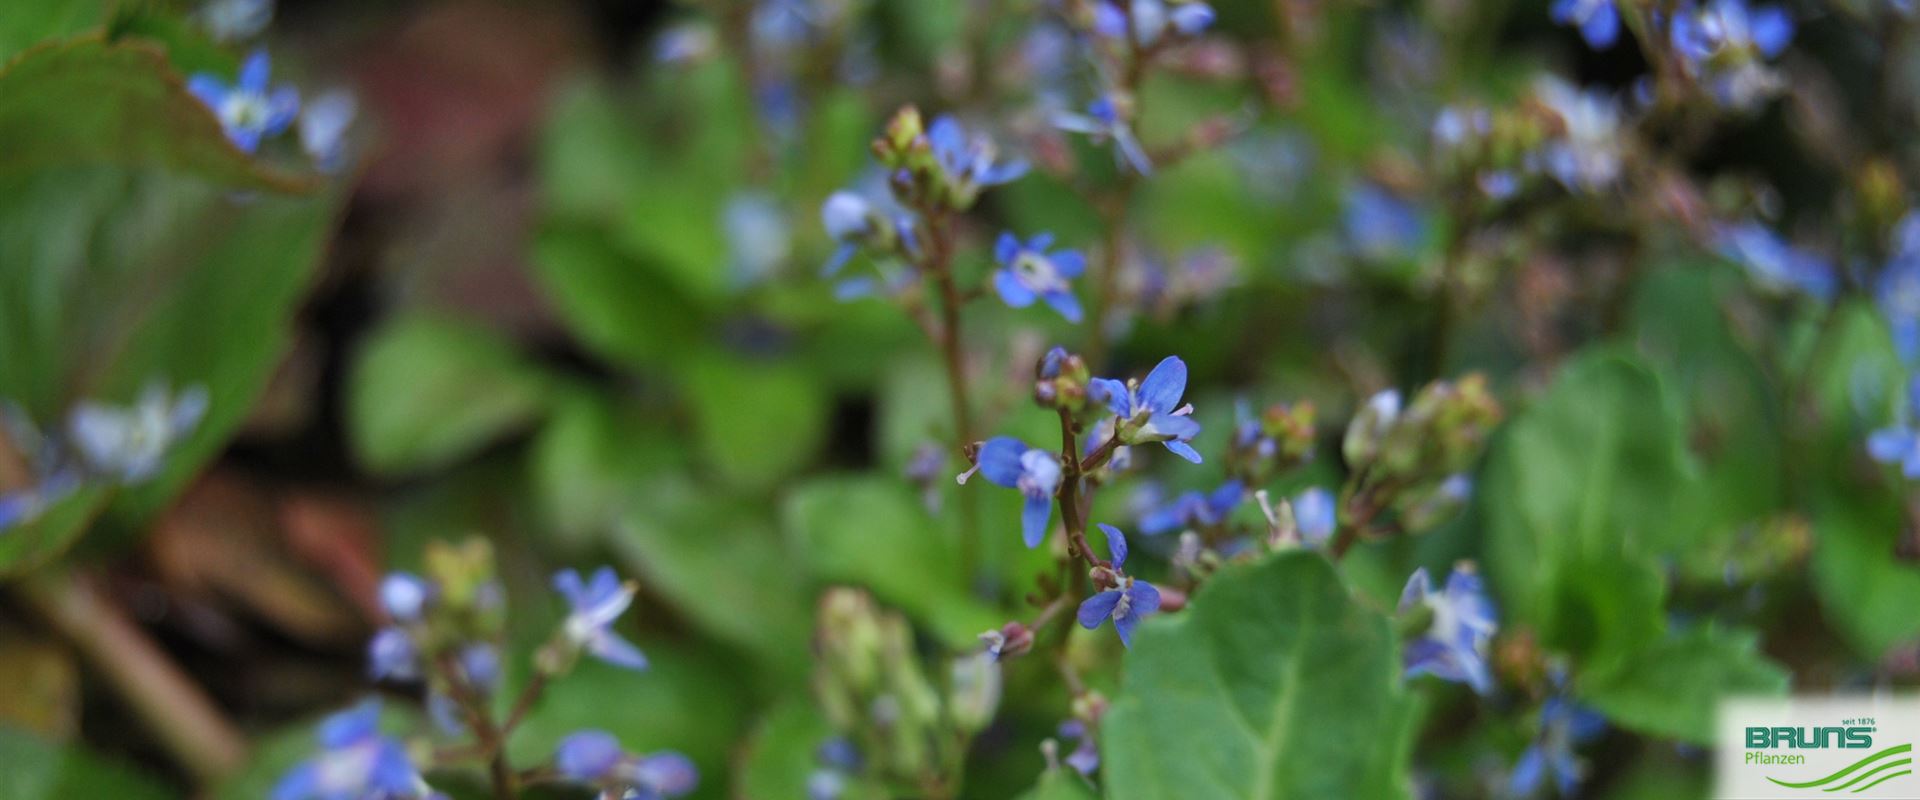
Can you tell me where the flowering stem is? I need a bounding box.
[432,650,515,800]
[501,670,548,734]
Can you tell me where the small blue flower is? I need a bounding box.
[970,437,1062,548]
[1138,480,1242,535]
[1510,696,1607,797]
[298,89,356,172]
[1343,183,1424,264]
[1053,96,1153,176]
[725,190,792,285]
[1532,77,1625,193]
[1398,564,1498,694]
[653,23,717,64]
[1077,524,1162,647]
[367,628,418,681]
[1292,486,1336,546]
[1869,375,1920,477]
[380,572,430,622]
[1057,719,1100,774]
[1879,213,1920,363]
[820,191,875,277]
[1089,356,1204,463]
[188,50,300,153]
[993,232,1087,322]
[1716,221,1835,300]
[67,383,209,484]
[458,643,500,691]
[1169,2,1216,35]
[555,731,698,798]
[1232,400,1276,460]
[272,700,437,800]
[1666,1,1795,108]
[553,567,649,671]
[1092,0,1213,46]
[1550,0,1620,49]
[927,115,1028,202]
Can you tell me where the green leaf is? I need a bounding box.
[531,226,709,371]
[1577,626,1789,745]
[0,38,317,192]
[1102,553,1418,800]
[348,314,553,476]
[681,352,827,490]
[736,697,837,800]
[1482,352,1695,621]
[609,481,813,681]
[781,476,999,645]
[0,0,107,61]
[0,725,172,799]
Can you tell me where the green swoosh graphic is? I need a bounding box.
[1828,759,1912,792]
[1853,770,1911,793]
[1767,744,1913,789]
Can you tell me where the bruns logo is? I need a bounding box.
[1716,697,1920,798]
[1747,726,1876,749]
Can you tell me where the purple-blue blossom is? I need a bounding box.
[271,700,440,800]
[554,567,649,670]
[968,437,1062,548]
[1398,563,1498,694]
[1868,375,1920,477]
[188,50,300,153]
[1344,182,1425,264]
[1716,221,1835,300]
[1053,97,1153,176]
[1878,212,1920,363]
[67,383,209,484]
[992,232,1087,323]
[367,627,418,681]
[298,89,357,172]
[1089,356,1204,463]
[1138,480,1242,535]
[1292,486,1336,546]
[1510,695,1607,797]
[927,115,1028,204]
[1077,524,1162,647]
[1550,0,1620,49]
[381,572,430,622]
[554,730,698,798]
[1057,719,1100,774]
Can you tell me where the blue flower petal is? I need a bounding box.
[1088,378,1133,418]
[1098,523,1128,568]
[977,437,1029,487]
[995,231,1021,264]
[994,269,1039,307]
[1136,356,1188,414]
[1076,590,1121,629]
[589,630,650,671]
[1021,494,1053,548]
[1042,289,1084,323]
[1161,439,1203,464]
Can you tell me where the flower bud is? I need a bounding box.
[1342,389,1402,469]
[947,652,1003,734]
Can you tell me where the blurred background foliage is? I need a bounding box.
[2,0,1920,798]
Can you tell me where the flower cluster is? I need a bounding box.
[1398,563,1500,694]
[187,48,357,170]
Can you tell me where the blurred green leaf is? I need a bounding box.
[348,314,554,476]
[1577,626,1788,745]
[1805,303,1920,657]
[736,697,837,800]
[0,725,173,799]
[1102,553,1418,800]
[529,391,688,545]
[1483,353,1695,618]
[609,479,813,681]
[782,475,999,645]
[531,227,709,371]
[681,352,827,490]
[0,0,106,61]
[0,38,316,192]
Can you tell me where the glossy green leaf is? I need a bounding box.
[348,315,554,476]
[681,353,827,490]
[1101,552,1418,800]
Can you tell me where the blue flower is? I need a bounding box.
[195,0,273,42]
[1092,1,1214,46]
[380,572,431,623]
[188,50,300,153]
[298,89,356,172]
[272,700,437,800]
[1879,213,1920,363]
[553,567,649,670]
[1510,696,1607,797]
[1398,563,1498,694]
[1343,183,1424,264]
[1089,356,1204,463]
[1666,1,1795,108]
[1138,480,1242,535]
[458,643,501,691]
[927,115,1028,203]
[67,383,209,484]
[1869,375,1920,477]
[367,628,418,681]
[1550,0,1620,49]
[970,437,1062,548]
[725,190,792,286]
[1292,486,1336,546]
[555,731,698,798]
[1077,524,1162,647]
[821,191,875,276]
[992,232,1087,322]
[1232,400,1276,460]
[1532,77,1625,193]
[1716,221,1835,300]
[1053,97,1153,176]
[1057,719,1100,774]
